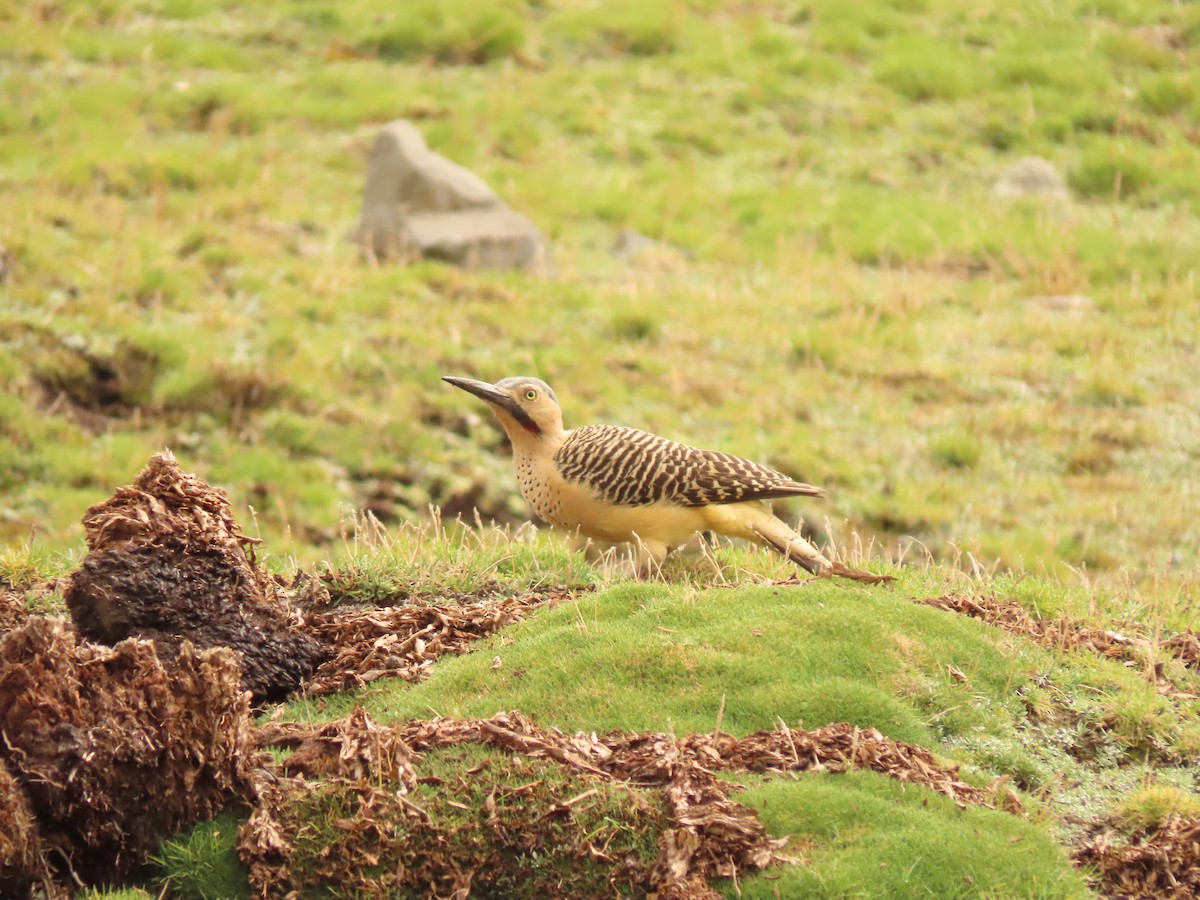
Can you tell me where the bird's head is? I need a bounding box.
[443,375,564,444]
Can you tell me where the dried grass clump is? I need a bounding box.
[0,757,52,897]
[396,714,785,898]
[0,590,30,641]
[64,451,325,702]
[298,589,571,696]
[1072,815,1200,899]
[1163,630,1200,673]
[680,721,1014,811]
[0,617,253,886]
[921,594,1140,661]
[921,593,1200,698]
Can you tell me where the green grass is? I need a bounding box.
[736,771,1087,899]
[287,568,1200,776]
[328,580,1026,743]
[153,811,248,900]
[151,562,1200,898]
[34,543,1194,898]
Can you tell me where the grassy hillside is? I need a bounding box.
[3,0,1199,583]
[2,0,1200,896]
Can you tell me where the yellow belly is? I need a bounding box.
[537,477,708,549]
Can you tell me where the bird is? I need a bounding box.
[443,375,888,583]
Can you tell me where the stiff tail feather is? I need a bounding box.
[747,517,832,576]
[750,516,893,586]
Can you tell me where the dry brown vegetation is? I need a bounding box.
[1073,815,1200,899]
[0,618,254,894]
[1,451,1194,897]
[922,592,1200,698]
[298,587,577,696]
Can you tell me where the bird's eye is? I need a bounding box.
[524,389,538,401]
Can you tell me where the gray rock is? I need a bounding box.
[403,208,546,270]
[993,156,1069,199]
[356,119,547,269]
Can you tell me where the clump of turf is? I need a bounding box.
[64,451,325,703]
[0,618,252,889]
[298,587,578,696]
[240,706,1018,899]
[240,711,673,898]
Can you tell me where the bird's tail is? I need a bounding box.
[709,502,893,585]
[746,513,832,575]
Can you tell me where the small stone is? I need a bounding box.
[993,156,1069,199]
[1025,294,1095,313]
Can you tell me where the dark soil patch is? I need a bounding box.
[434,476,522,526]
[349,458,521,527]
[1072,815,1200,899]
[162,368,293,427]
[0,617,254,892]
[29,332,159,430]
[64,451,326,703]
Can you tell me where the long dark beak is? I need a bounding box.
[442,376,522,418]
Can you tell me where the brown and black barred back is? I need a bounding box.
[554,425,825,508]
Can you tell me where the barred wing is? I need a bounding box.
[554,425,824,508]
